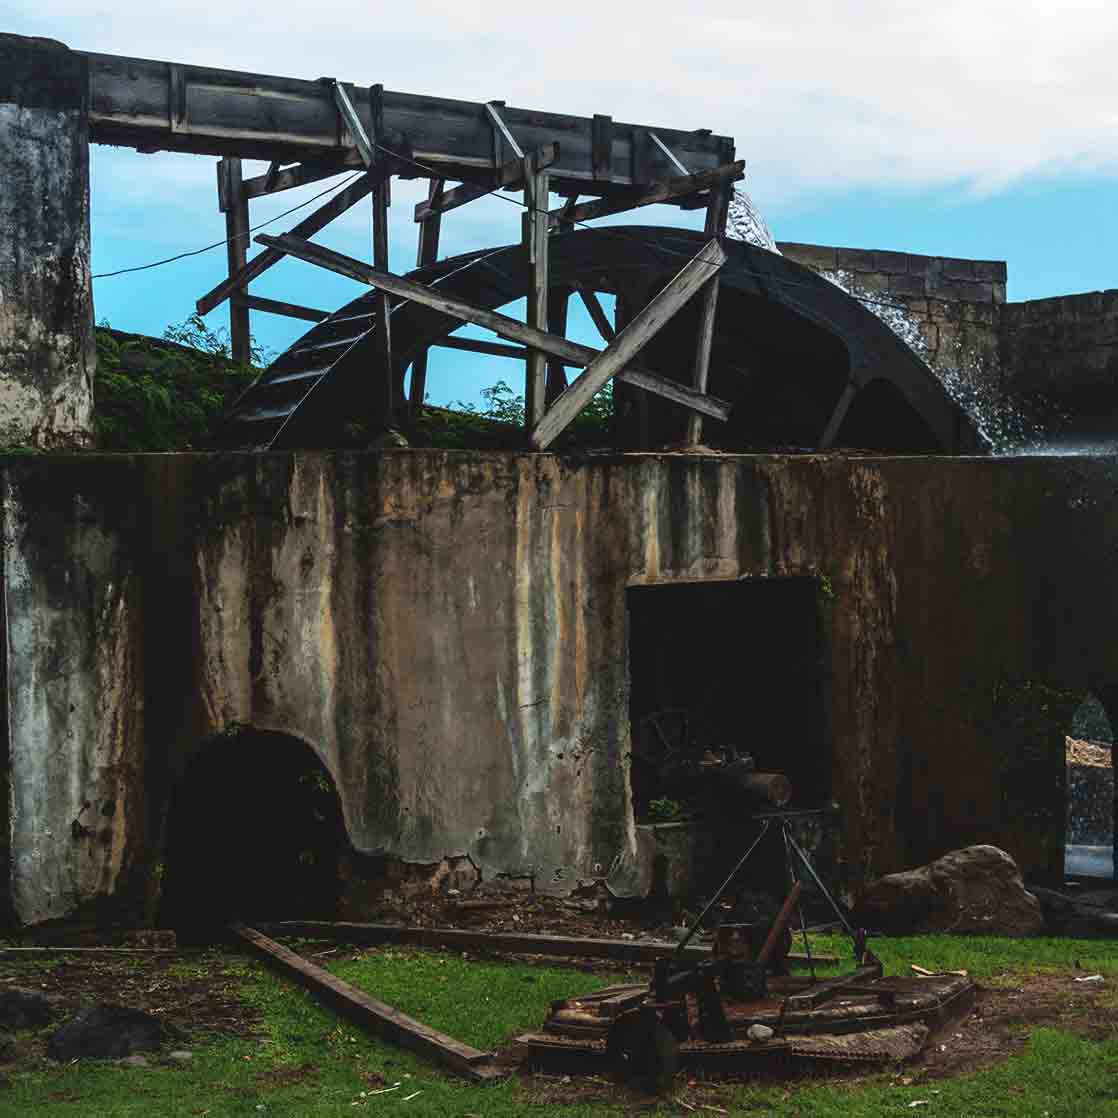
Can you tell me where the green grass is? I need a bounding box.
[4,936,1118,1116]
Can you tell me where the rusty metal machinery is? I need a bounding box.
[516,809,976,1091]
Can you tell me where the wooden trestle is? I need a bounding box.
[75,47,744,445]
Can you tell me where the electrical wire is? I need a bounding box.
[91,170,364,279]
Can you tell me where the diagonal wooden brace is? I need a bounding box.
[196,162,397,316]
[253,232,732,430]
[414,143,559,222]
[530,239,727,448]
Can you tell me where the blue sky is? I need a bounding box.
[8,1,1117,407]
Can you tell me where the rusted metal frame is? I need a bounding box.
[231,924,501,1080]
[413,143,559,223]
[253,920,839,967]
[546,161,745,228]
[523,154,550,427]
[531,238,728,449]
[253,233,733,426]
[232,293,329,323]
[782,962,885,1012]
[686,175,731,445]
[218,157,252,365]
[196,166,391,315]
[409,178,444,416]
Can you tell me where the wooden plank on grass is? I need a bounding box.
[231,923,501,1080]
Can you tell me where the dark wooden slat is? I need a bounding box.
[575,285,616,342]
[546,287,572,405]
[409,177,444,416]
[524,158,550,426]
[433,335,530,360]
[232,293,329,323]
[592,114,613,180]
[196,168,390,315]
[547,161,745,228]
[413,143,559,222]
[531,239,728,448]
[369,83,396,428]
[686,277,720,445]
[254,233,733,426]
[231,924,501,1080]
[253,921,839,967]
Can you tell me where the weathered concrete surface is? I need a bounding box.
[4,450,1118,928]
[0,35,95,449]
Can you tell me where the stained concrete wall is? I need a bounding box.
[5,450,1118,928]
[0,35,95,449]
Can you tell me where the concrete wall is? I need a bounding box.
[0,35,95,449]
[5,449,1118,929]
[1000,292,1118,444]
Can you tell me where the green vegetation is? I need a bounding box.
[4,936,1118,1115]
[647,797,684,822]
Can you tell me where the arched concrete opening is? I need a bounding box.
[1065,694,1116,881]
[158,728,343,937]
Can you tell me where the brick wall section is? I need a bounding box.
[999,291,1118,441]
[778,242,1008,429]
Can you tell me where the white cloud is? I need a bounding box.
[13,0,1118,206]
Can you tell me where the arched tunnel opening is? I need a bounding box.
[158,729,343,939]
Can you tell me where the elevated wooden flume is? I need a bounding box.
[79,48,743,447]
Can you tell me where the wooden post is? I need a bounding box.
[370,84,395,428]
[686,175,731,445]
[409,177,443,417]
[524,157,550,429]
[545,286,570,405]
[219,157,252,366]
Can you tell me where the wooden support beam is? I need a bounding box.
[241,156,357,200]
[253,233,732,424]
[219,157,252,365]
[575,285,616,343]
[413,143,559,222]
[197,168,389,315]
[591,114,613,180]
[433,335,531,360]
[524,158,550,426]
[254,920,839,968]
[332,81,373,166]
[546,287,571,405]
[530,239,728,449]
[686,171,731,446]
[648,130,690,176]
[369,83,395,427]
[819,381,859,449]
[409,177,444,415]
[485,100,525,161]
[231,924,501,1081]
[232,293,328,323]
[547,161,744,228]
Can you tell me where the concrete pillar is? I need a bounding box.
[0,34,95,449]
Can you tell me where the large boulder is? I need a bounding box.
[47,1004,168,1062]
[855,845,1044,936]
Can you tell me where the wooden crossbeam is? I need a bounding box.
[414,143,559,222]
[546,161,744,228]
[241,156,359,200]
[254,232,731,427]
[530,239,728,448]
[232,293,328,323]
[197,165,393,316]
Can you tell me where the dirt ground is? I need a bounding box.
[2,943,1116,1090]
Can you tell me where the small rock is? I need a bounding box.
[167,1050,194,1062]
[119,1054,149,1068]
[0,1032,17,1063]
[0,987,62,1029]
[48,1004,168,1062]
[747,1023,774,1043]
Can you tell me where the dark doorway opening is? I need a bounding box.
[1065,694,1115,881]
[627,577,830,823]
[158,729,342,938]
